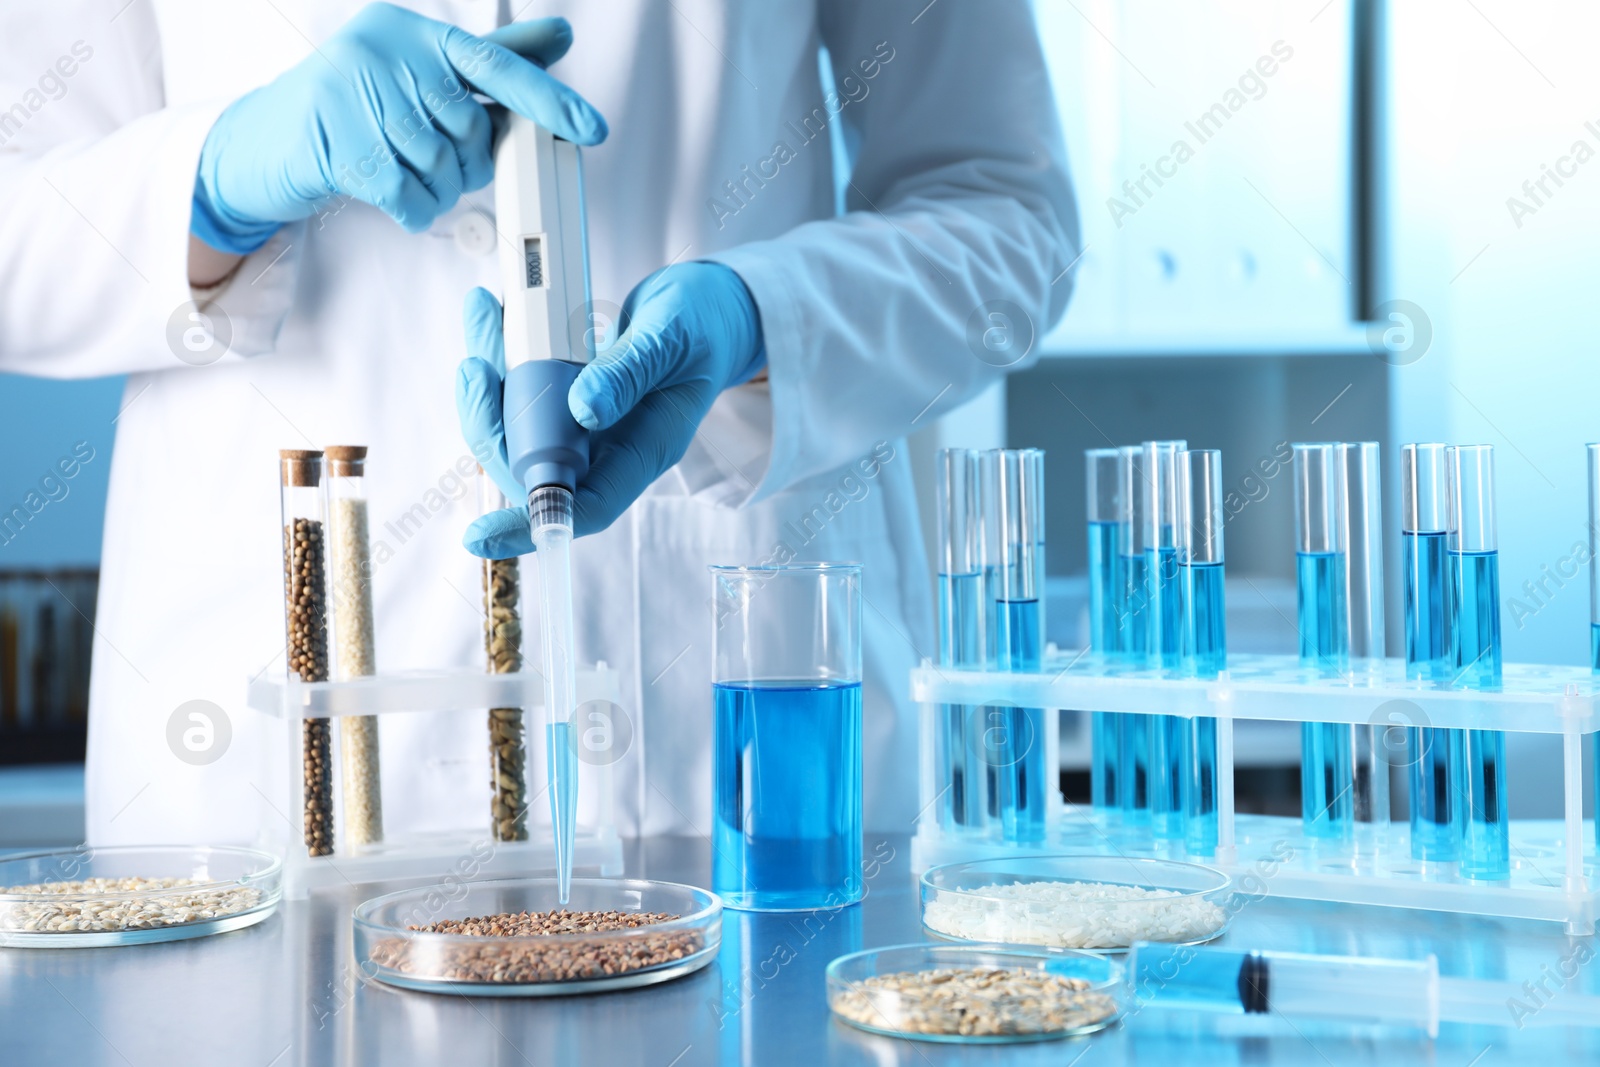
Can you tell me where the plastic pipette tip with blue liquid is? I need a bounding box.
[530,487,581,904]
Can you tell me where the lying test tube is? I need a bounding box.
[1293,443,1352,842]
[1085,448,1123,815]
[1129,942,1600,1036]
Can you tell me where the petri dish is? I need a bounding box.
[354,877,721,996]
[0,845,282,948]
[921,855,1232,951]
[827,942,1124,1043]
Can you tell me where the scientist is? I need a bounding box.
[0,1,1075,843]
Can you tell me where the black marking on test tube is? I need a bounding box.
[1239,952,1271,1014]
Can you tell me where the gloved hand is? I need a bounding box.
[457,262,767,558]
[191,4,606,253]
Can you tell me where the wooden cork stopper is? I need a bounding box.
[324,445,368,478]
[280,449,323,488]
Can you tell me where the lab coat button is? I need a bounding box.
[454,213,496,257]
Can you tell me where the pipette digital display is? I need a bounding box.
[493,112,592,905]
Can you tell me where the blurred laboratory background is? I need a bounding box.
[4,0,1597,838]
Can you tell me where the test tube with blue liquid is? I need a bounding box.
[1402,443,1461,863]
[1341,443,1390,842]
[1294,443,1352,841]
[934,449,989,834]
[1447,445,1506,880]
[710,563,863,911]
[1589,444,1600,855]
[1145,440,1188,842]
[1086,448,1123,814]
[987,449,1049,843]
[1179,449,1224,856]
[1117,444,1152,825]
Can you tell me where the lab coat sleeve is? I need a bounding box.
[0,2,297,379]
[702,0,1078,501]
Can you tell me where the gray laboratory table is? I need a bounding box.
[4,834,1598,1066]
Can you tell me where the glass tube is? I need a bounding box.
[710,563,863,911]
[1145,440,1188,842]
[1448,445,1506,880]
[1590,444,1600,855]
[934,448,989,834]
[1402,443,1460,863]
[1029,447,1048,648]
[279,449,334,858]
[1117,444,1152,825]
[1180,449,1224,857]
[1341,443,1388,836]
[325,446,382,848]
[1294,443,1352,842]
[479,472,529,843]
[988,449,1048,843]
[1086,448,1123,814]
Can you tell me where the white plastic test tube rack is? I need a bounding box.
[912,650,1600,934]
[247,666,624,899]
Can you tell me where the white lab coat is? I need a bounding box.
[0,0,1075,844]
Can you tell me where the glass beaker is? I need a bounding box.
[710,563,863,912]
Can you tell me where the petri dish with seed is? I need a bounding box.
[827,943,1126,1043]
[354,878,721,995]
[0,845,282,947]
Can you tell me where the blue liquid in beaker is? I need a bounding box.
[712,681,863,910]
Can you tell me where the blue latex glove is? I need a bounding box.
[457,262,767,558]
[191,4,606,253]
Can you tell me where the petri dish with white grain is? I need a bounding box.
[921,855,1232,951]
[0,845,281,947]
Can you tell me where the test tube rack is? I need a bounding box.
[247,666,624,899]
[912,650,1600,934]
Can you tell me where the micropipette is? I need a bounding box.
[493,112,592,904]
[1129,942,1600,1036]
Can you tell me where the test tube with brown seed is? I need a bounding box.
[480,469,528,842]
[280,449,334,857]
[325,445,383,848]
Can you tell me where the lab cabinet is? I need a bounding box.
[1036,0,1357,351]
